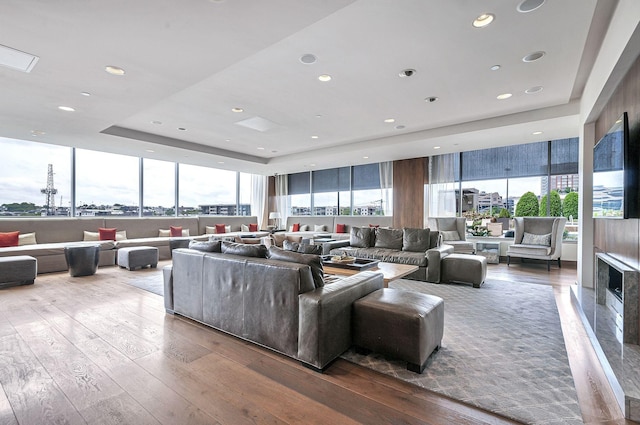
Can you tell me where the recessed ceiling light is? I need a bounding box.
[384,118,395,123]
[496,93,512,100]
[434,146,441,150]
[517,0,545,13]
[218,161,225,164]
[151,120,162,125]
[311,135,319,139]
[146,149,155,153]
[105,65,125,76]
[532,131,543,135]
[522,51,545,62]
[257,147,265,150]
[310,163,316,167]
[473,13,495,28]
[315,114,323,118]
[31,130,45,136]
[490,65,501,71]
[177,127,186,131]
[300,54,317,64]
[80,92,91,97]
[363,156,369,159]
[231,107,244,113]
[395,125,405,130]
[425,96,439,103]
[271,150,278,153]
[58,106,75,112]
[525,86,543,94]
[225,139,231,142]
[318,74,332,82]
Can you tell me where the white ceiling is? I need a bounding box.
[0,0,616,175]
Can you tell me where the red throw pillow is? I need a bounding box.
[170,226,183,237]
[98,227,117,241]
[215,224,226,234]
[0,231,19,247]
[336,223,346,233]
[369,224,380,228]
[292,223,300,232]
[249,223,258,232]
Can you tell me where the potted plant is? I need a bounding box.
[496,208,511,230]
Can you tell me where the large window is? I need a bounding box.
[179,164,237,216]
[75,149,139,216]
[0,137,71,216]
[143,158,175,216]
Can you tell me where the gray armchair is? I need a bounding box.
[427,217,475,255]
[506,217,567,271]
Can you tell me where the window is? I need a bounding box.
[0,137,71,217]
[179,164,237,215]
[143,158,175,216]
[238,172,252,216]
[312,167,350,215]
[76,149,139,216]
[289,172,311,215]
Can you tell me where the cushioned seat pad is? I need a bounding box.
[508,244,552,256]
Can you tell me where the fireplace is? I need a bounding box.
[595,252,639,344]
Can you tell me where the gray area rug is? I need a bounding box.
[125,275,164,296]
[341,278,582,425]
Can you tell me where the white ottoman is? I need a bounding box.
[0,255,37,289]
[117,246,159,271]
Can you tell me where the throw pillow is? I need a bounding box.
[369,224,380,228]
[522,232,552,246]
[0,231,19,247]
[440,230,461,241]
[292,223,300,232]
[188,240,222,252]
[374,228,403,250]
[300,224,309,231]
[350,227,374,248]
[170,226,183,237]
[249,223,259,232]
[336,223,346,233]
[18,232,37,246]
[84,231,100,241]
[298,244,322,255]
[98,227,117,241]
[241,224,250,232]
[267,246,324,288]
[115,230,127,241]
[215,224,227,234]
[221,241,268,258]
[402,228,430,252]
[429,231,441,249]
[314,224,326,232]
[283,240,301,252]
[159,229,171,237]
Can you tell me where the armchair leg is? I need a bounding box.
[558,258,561,268]
[507,256,510,266]
[547,260,551,271]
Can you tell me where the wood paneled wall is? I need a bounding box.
[593,54,640,270]
[392,158,427,229]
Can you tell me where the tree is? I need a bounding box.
[498,207,511,218]
[563,192,579,220]
[539,190,563,216]
[515,192,539,217]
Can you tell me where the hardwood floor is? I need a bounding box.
[0,260,635,424]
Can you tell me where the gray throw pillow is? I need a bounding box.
[188,240,222,252]
[298,243,322,255]
[429,231,441,248]
[402,228,430,252]
[283,240,301,252]
[522,232,552,246]
[440,230,461,241]
[374,228,403,250]
[267,246,324,288]
[350,227,374,248]
[221,241,268,258]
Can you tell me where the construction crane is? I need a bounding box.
[41,164,58,216]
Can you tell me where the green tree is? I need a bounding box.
[498,207,511,218]
[539,190,563,216]
[563,192,579,220]
[515,192,539,217]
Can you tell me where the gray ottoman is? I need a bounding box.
[353,288,444,373]
[117,246,159,271]
[65,244,100,277]
[0,255,37,289]
[441,253,487,288]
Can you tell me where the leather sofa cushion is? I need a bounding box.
[374,228,403,250]
[350,227,374,248]
[283,240,322,255]
[221,241,268,258]
[268,246,324,288]
[330,246,427,267]
[429,231,441,249]
[189,240,222,252]
[402,228,430,252]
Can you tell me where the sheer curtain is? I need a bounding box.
[379,161,393,216]
[275,174,290,228]
[428,153,457,217]
[250,174,268,229]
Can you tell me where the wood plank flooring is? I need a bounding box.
[0,260,635,424]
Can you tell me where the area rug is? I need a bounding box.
[341,278,583,425]
[124,275,164,296]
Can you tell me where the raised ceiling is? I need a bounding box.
[0,0,614,175]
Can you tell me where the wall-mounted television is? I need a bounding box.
[593,112,640,218]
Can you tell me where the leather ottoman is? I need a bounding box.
[0,255,37,289]
[117,246,159,271]
[440,253,487,288]
[353,288,444,373]
[64,244,100,277]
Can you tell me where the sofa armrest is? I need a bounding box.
[163,265,174,313]
[322,239,350,254]
[298,271,384,370]
[426,244,454,283]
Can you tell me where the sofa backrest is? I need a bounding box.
[335,216,393,233]
[284,216,334,232]
[197,216,259,235]
[104,217,199,239]
[0,217,106,244]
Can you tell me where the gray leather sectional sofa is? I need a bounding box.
[164,245,384,370]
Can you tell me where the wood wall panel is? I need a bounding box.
[392,158,426,229]
[593,53,640,271]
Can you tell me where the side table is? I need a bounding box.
[64,244,100,277]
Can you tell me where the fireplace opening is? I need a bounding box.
[608,266,623,301]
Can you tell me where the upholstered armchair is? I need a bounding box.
[427,217,475,254]
[506,217,567,270]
